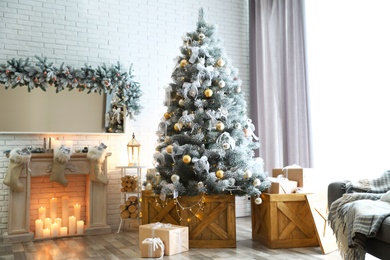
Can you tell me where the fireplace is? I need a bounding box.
[4,152,111,243]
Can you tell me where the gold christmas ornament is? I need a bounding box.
[216,169,224,179]
[166,145,173,153]
[204,88,213,97]
[216,121,225,131]
[164,112,172,119]
[179,99,185,107]
[180,59,188,67]
[182,155,192,164]
[216,58,225,67]
[174,122,183,131]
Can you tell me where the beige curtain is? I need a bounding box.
[249,0,312,174]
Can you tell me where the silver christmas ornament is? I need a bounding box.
[255,197,262,205]
[171,174,180,183]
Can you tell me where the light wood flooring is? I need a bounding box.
[0,217,380,260]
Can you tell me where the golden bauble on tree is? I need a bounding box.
[180,59,188,67]
[174,122,183,131]
[166,145,173,153]
[216,121,225,131]
[164,112,172,119]
[182,155,192,164]
[216,58,225,67]
[216,169,224,179]
[204,88,213,98]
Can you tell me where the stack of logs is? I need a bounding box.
[120,175,139,192]
[120,175,140,219]
[120,196,139,219]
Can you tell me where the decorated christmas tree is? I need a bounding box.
[148,9,270,200]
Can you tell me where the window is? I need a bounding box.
[305,0,390,180]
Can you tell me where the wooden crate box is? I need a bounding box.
[142,191,236,248]
[251,193,318,248]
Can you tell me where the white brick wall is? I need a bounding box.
[0,0,250,235]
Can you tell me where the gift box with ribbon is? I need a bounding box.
[139,222,189,256]
[141,237,164,259]
[272,165,316,191]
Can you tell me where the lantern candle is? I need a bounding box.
[60,227,68,236]
[38,207,46,221]
[44,218,52,229]
[74,203,80,221]
[50,197,57,220]
[35,219,43,238]
[68,216,76,235]
[76,220,84,234]
[43,228,50,238]
[51,223,59,237]
[62,196,69,227]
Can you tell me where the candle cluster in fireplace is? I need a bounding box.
[35,196,84,238]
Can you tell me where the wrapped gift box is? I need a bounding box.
[141,237,164,258]
[139,223,189,256]
[268,178,298,194]
[272,167,315,188]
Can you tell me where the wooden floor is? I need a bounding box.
[0,217,379,260]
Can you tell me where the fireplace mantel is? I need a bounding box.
[4,152,112,243]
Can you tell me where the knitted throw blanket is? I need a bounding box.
[328,171,390,259]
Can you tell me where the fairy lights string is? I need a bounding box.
[174,194,205,223]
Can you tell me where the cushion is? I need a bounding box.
[380,190,390,203]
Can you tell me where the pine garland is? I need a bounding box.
[0,56,142,119]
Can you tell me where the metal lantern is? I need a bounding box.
[127,133,140,166]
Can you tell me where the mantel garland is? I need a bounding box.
[0,56,142,119]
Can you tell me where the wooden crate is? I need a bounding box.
[142,191,236,248]
[251,193,318,248]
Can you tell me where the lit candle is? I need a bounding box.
[68,216,76,235]
[38,206,46,221]
[55,218,62,227]
[43,228,51,238]
[50,197,57,220]
[51,223,59,237]
[44,218,52,229]
[74,203,80,221]
[62,196,69,227]
[60,227,68,236]
[35,219,43,238]
[76,220,84,234]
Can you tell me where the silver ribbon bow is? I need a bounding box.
[192,155,210,173]
[216,132,236,150]
[143,237,165,260]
